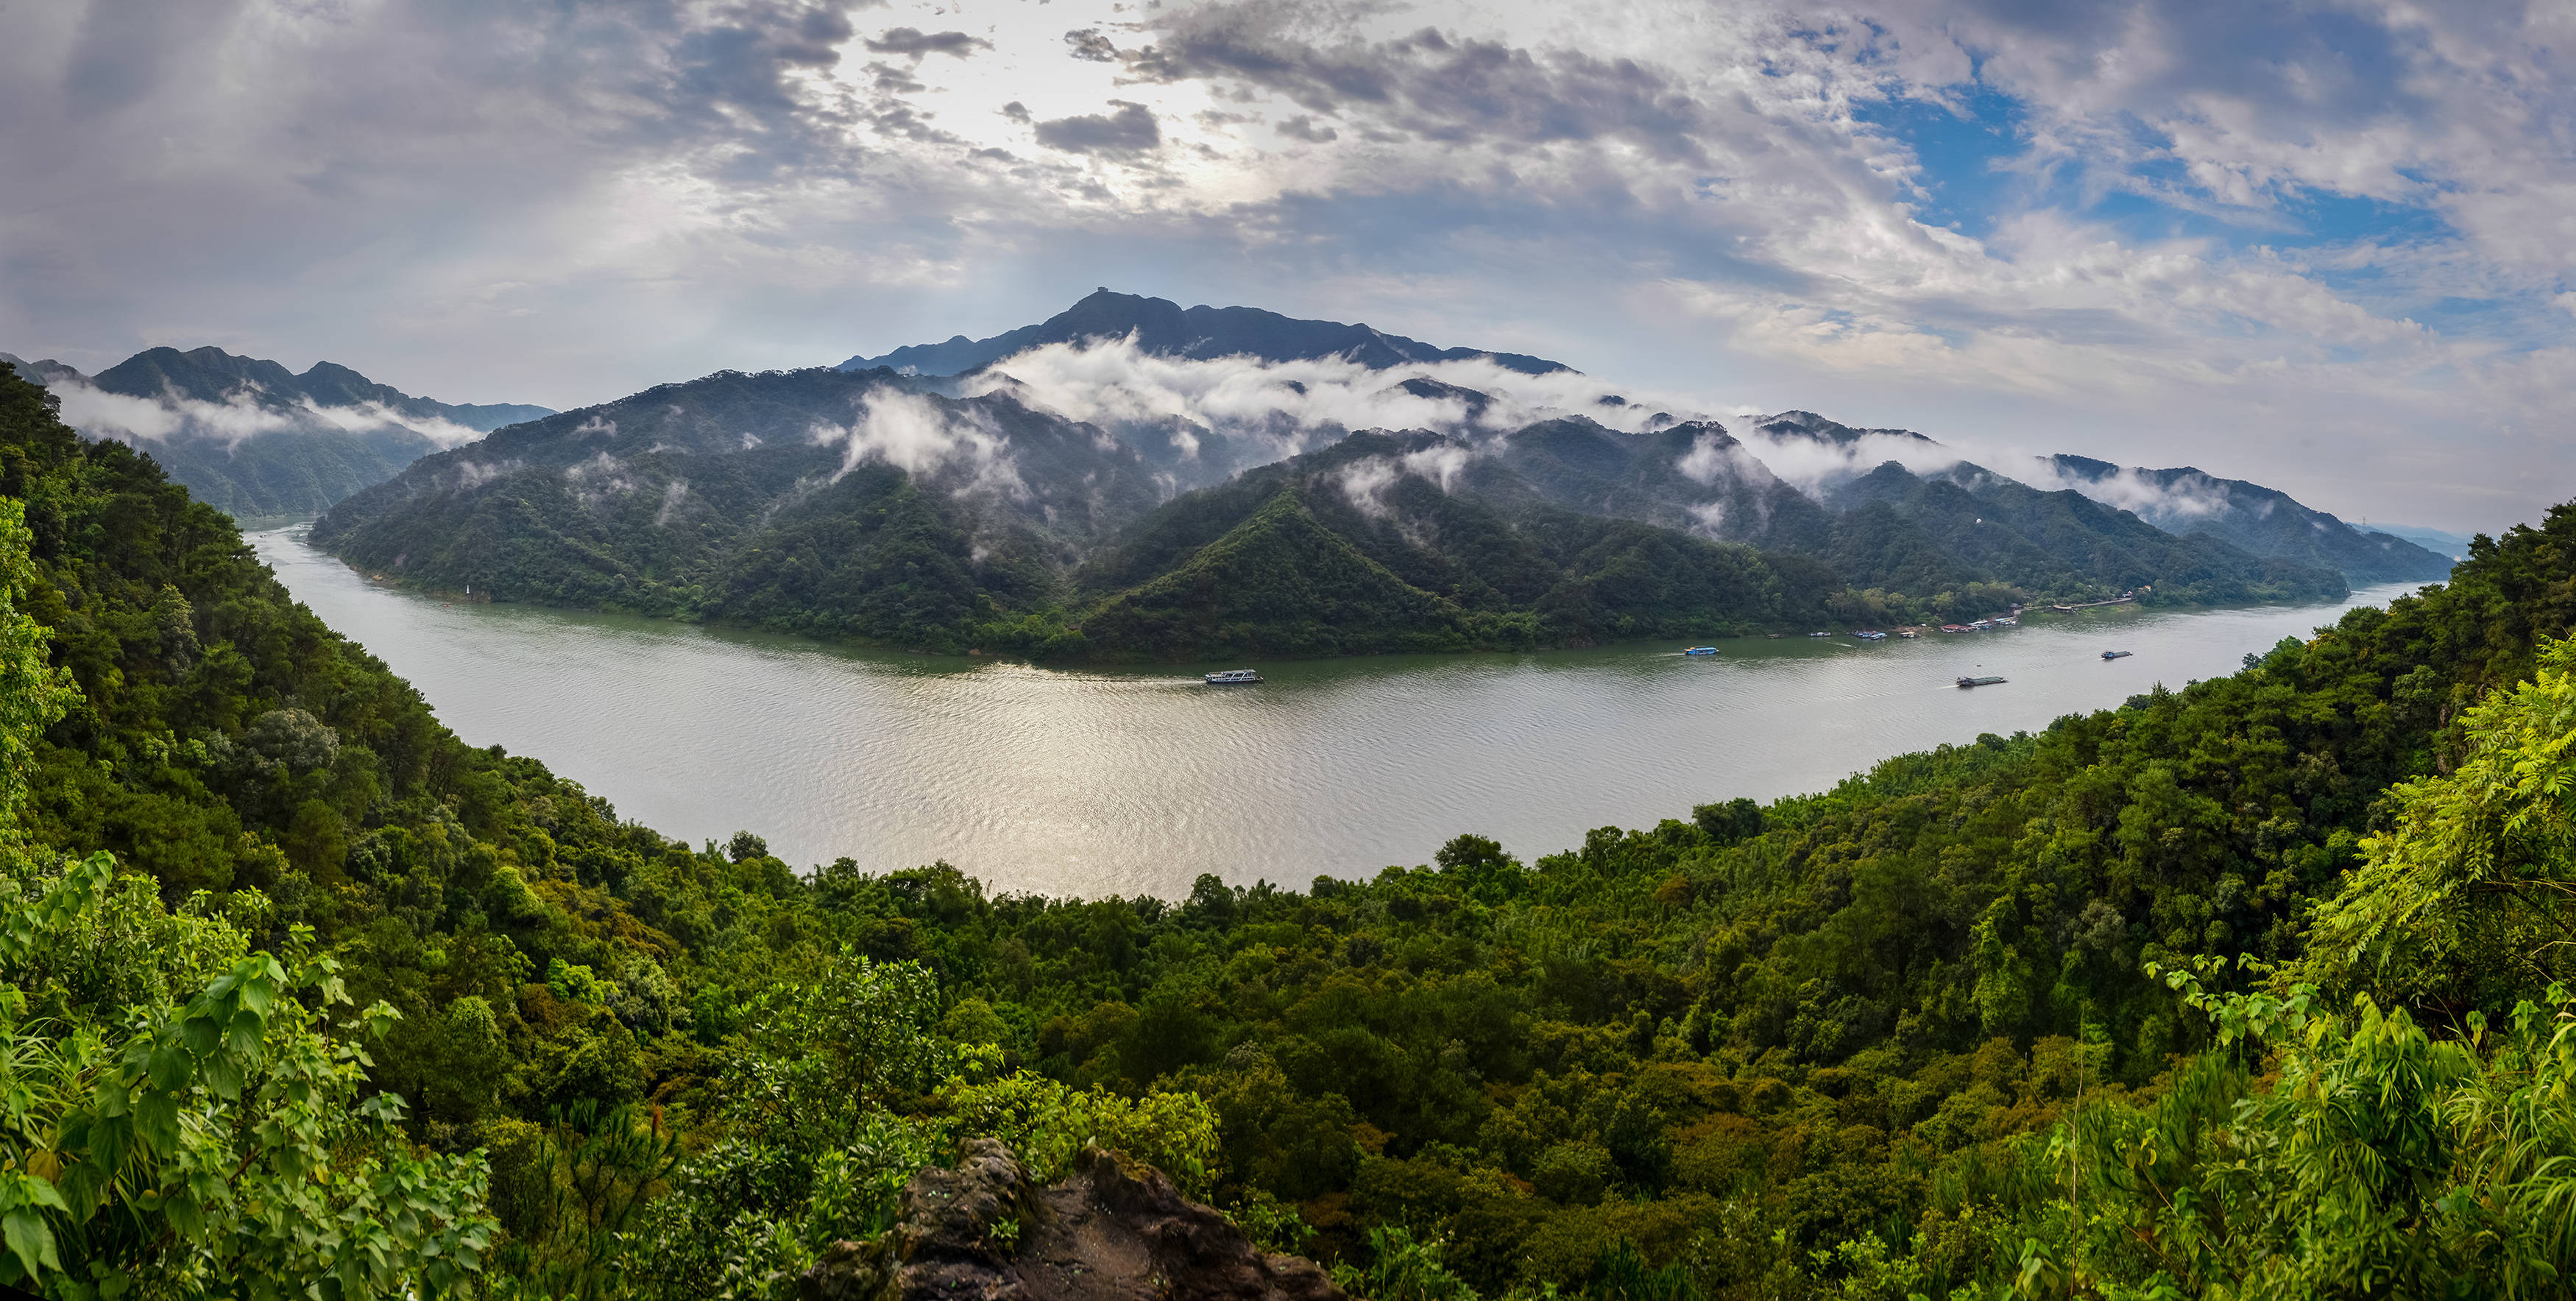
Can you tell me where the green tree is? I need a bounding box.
[0,499,74,849]
[0,853,496,1297]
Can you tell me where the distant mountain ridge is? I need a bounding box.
[1749,409,1939,447]
[840,289,1575,377]
[2364,523,2477,559]
[2045,454,2452,585]
[86,345,554,431]
[4,345,553,518]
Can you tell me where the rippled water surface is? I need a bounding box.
[252,525,2420,898]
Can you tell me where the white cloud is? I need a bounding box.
[956,334,1696,472]
[41,373,480,453]
[811,389,1028,498]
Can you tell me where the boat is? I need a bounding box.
[1854,630,1888,641]
[2101,649,2133,660]
[1682,646,1719,656]
[1956,675,2007,688]
[1204,669,1262,685]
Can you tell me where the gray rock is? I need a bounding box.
[802,1140,1344,1301]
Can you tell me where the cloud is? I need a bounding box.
[1276,114,1338,144]
[1401,442,1469,492]
[563,450,641,510]
[1672,431,1735,486]
[810,388,1027,498]
[1033,101,1161,155]
[40,373,480,453]
[1333,456,1402,518]
[1727,417,1964,497]
[2018,459,2243,525]
[6,0,2572,532]
[952,334,1700,479]
[654,478,692,526]
[453,459,515,490]
[1064,29,1121,63]
[866,28,990,58]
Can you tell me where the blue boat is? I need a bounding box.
[1682,646,1719,656]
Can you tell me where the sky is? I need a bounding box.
[3,0,2570,533]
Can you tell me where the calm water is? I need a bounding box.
[250,524,2419,899]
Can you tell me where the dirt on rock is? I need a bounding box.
[800,1139,1347,1301]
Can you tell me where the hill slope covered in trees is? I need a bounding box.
[7,361,2576,1297]
[311,368,2348,660]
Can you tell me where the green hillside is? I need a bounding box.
[1068,437,1833,657]
[8,356,2576,1296]
[311,369,1160,654]
[302,359,2353,663]
[1078,488,1486,657]
[1062,433,2338,660]
[1819,462,2349,607]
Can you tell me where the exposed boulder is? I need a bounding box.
[801,1139,1344,1301]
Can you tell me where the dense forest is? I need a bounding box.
[4,358,2574,1298]
[309,364,2356,663]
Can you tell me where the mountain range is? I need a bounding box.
[307,290,2452,660]
[4,345,552,518]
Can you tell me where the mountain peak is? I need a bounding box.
[1752,411,1939,445]
[839,291,1577,378]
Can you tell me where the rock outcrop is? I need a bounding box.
[801,1140,1345,1301]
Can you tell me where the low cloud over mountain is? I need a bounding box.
[4,345,552,517]
[309,289,2446,660]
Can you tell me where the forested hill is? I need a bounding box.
[309,359,2347,659]
[311,365,1164,652]
[12,353,2576,1296]
[1065,429,2338,658]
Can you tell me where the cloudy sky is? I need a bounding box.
[4,0,2569,532]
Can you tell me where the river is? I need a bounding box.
[249,524,2421,900]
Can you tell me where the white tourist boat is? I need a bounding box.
[1205,669,1262,685]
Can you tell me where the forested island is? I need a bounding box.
[6,360,2572,1298]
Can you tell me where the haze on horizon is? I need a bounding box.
[4,0,2568,535]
